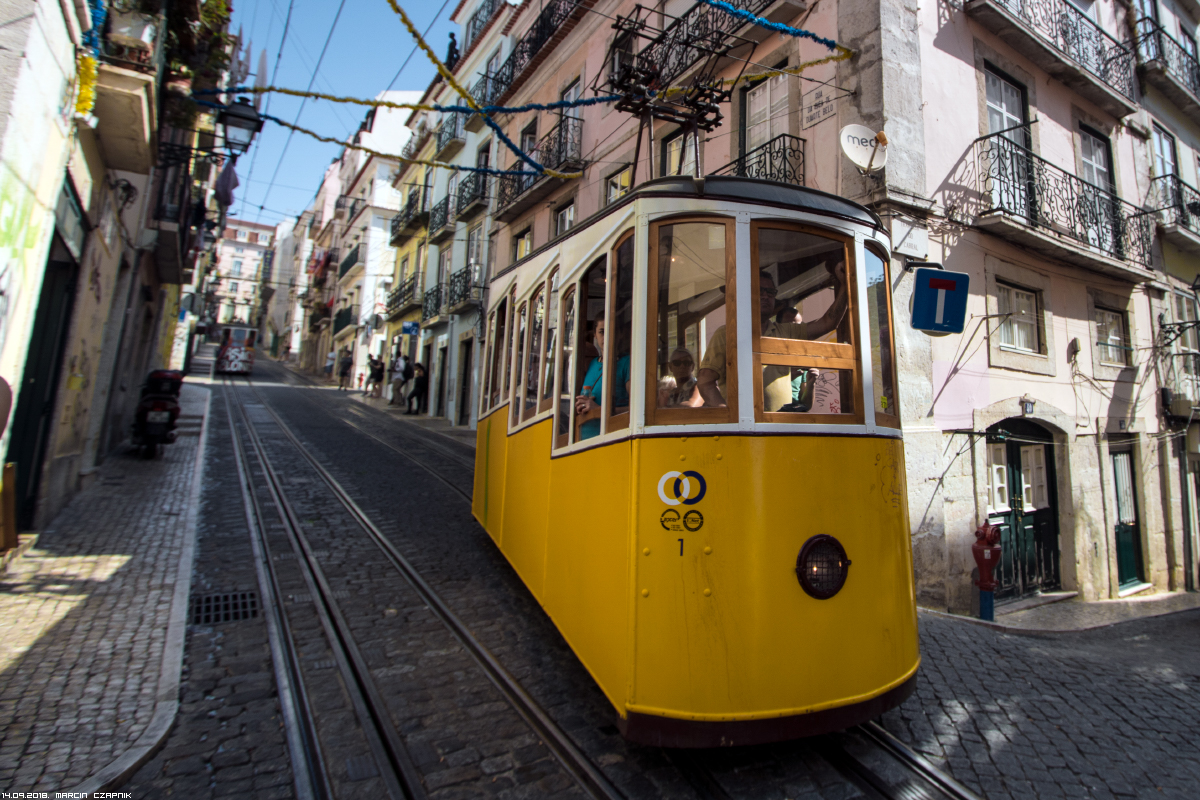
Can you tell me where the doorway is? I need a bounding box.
[436,345,448,417]
[457,339,473,426]
[985,419,1061,600]
[6,237,79,529]
[421,342,432,415]
[1111,447,1145,588]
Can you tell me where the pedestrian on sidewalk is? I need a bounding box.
[324,349,336,380]
[365,355,385,398]
[405,363,428,415]
[337,349,354,390]
[389,353,409,405]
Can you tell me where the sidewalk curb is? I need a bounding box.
[918,599,1200,635]
[67,386,212,797]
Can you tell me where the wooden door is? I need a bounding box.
[1111,450,1144,588]
[986,428,1059,599]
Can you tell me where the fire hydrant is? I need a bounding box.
[972,523,1002,621]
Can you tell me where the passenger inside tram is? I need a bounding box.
[657,348,702,408]
[574,312,632,439]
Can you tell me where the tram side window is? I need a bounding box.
[510,301,528,426]
[540,271,560,414]
[488,300,508,409]
[865,244,899,426]
[574,256,610,441]
[502,288,516,403]
[555,284,578,449]
[481,311,496,415]
[649,218,737,424]
[606,234,635,433]
[523,287,545,421]
[753,224,859,421]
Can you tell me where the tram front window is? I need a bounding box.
[753,225,857,420]
[648,218,737,424]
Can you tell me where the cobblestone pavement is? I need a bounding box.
[0,384,207,794]
[123,386,294,800]
[880,608,1200,800]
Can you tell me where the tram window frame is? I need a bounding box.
[481,310,496,415]
[864,243,900,428]
[488,298,509,411]
[522,285,546,422]
[539,269,560,415]
[511,299,529,426]
[501,287,516,404]
[749,221,864,425]
[553,282,579,450]
[645,216,739,426]
[570,255,611,444]
[605,232,636,435]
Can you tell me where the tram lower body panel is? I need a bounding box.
[473,412,919,747]
[216,346,255,374]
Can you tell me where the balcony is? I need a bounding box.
[488,0,591,104]
[421,284,448,325]
[973,131,1153,281]
[456,173,490,220]
[963,0,1137,118]
[448,266,484,313]
[1136,19,1200,120]
[1150,174,1200,254]
[428,195,456,243]
[465,74,499,133]
[339,244,364,279]
[308,305,331,332]
[390,188,429,245]
[333,305,359,336]
[496,117,584,221]
[94,11,166,172]
[435,115,466,161]
[710,134,805,186]
[463,0,504,53]
[402,121,431,161]
[148,145,197,283]
[387,275,424,320]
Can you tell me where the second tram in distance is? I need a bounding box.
[473,176,918,747]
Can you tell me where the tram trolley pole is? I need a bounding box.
[972,523,1001,621]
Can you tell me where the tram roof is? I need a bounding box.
[636,176,885,232]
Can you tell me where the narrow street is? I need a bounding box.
[4,357,1191,799]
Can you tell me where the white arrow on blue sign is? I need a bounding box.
[910,266,970,335]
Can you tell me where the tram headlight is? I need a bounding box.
[795,535,851,600]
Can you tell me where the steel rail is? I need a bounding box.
[227,379,426,800]
[221,382,331,800]
[242,376,627,800]
[858,721,985,800]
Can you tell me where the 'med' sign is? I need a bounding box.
[910,266,970,335]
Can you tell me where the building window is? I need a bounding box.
[236,230,247,240]
[1096,307,1129,365]
[1153,124,1177,178]
[520,123,537,154]
[663,131,696,176]
[1079,127,1111,188]
[230,281,239,293]
[233,259,244,275]
[987,443,1010,513]
[235,246,245,253]
[487,231,497,278]
[513,228,532,262]
[467,224,483,270]
[744,73,787,153]
[997,283,1039,353]
[437,247,452,286]
[606,166,632,205]
[400,255,410,280]
[555,202,575,237]
[1176,292,1200,380]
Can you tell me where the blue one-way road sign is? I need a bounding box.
[910,266,970,335]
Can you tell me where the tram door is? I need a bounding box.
[986,421,1060,600]
[1111,449,1145,588]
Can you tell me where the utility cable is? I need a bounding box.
[241,0,297,211]
[384,0,455,93]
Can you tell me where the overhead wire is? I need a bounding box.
[240,0,297,212]
[384,0,455,93]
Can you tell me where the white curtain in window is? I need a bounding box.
[988,443,1010,512]
[747,75,788,152]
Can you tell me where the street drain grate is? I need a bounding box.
[345,755,380,782]
[190,592,259,625]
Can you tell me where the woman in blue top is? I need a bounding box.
[574,312,631,439]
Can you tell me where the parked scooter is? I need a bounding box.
[132,369,183,459]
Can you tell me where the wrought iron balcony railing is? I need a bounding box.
[429,195,454,234]
[1136,18,1200,99]
[339,244,363,278]
[457,173,489,213]
[710,134,805,186]
[390,188,429,243]
[448,266,483,308]
[470,74,500,108]
[975,130,1153,268]
[333,306,358,335]
[436,115,465,154]
[402,121,431,160]
[1150,173,1200,236]
[387,274,423,318]
[101,10,166,75]
[463,0,503,51]
[422,283,446,322]
[985,0,1136,100]
[609,0,776,94]
[496,117,584,209]
[489,0,578,101]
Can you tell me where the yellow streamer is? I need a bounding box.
[660,45,854,97]
[269,116,485,176]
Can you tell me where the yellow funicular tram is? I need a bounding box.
[473,176,917,747]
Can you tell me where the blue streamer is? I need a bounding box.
[82,0,107,57]
[695,0,839,50]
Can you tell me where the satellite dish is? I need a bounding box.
[369,314,384,330]
[840,125,888,173]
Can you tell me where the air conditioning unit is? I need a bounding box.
[1171,395,1197,419]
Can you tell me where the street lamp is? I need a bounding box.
[218,97,264,155]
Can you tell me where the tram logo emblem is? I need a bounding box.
[657,471,707,506]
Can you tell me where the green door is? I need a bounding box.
[1111,450,1144,588]
[986,421,1060,600]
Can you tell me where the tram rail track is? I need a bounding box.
[230,364,983,800]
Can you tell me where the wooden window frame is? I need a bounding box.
[573,255,611,442]
[501,288,516,404]
[480,310,496,415]
[605,230,636,434]
[539,269,560,415]
[750,220,864,425]
[865,243,900,429]
[553,282,579,450]
[645,216,739,427]
[510,299,528,427]
[521,285,546,422]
